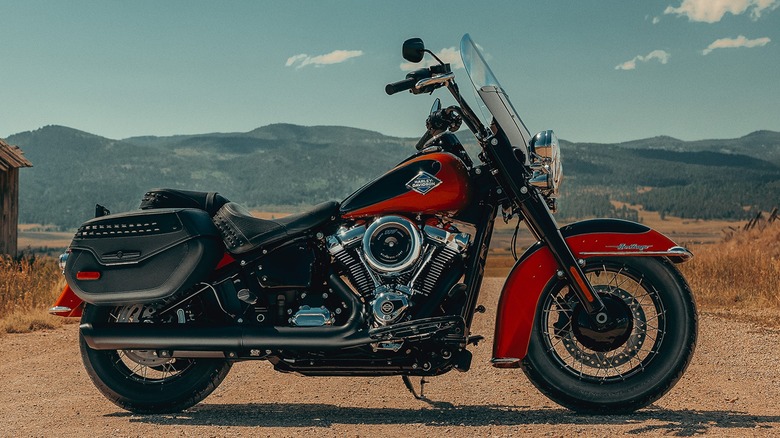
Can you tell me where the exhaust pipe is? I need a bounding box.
[80,274,370,352]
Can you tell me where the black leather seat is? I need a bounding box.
[213,201,340,254]
[140,188,230,216]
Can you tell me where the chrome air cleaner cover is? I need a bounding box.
[362,216,422,274]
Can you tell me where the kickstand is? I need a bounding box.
[402,375,429,400]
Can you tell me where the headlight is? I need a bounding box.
[528,130,563,199]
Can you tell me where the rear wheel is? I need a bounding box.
[522,257,697,414]
[79,303,231,414]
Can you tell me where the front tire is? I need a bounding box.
[79,304,232,414]
[521,257,697,414]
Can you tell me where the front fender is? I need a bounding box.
[491,219,691,367]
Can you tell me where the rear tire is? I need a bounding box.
[79,304,232,414]
[521,257,697,414]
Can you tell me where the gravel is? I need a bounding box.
[1,278,779,437]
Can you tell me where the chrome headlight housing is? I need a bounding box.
[528,130,563,208]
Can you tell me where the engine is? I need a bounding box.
[326,215,470,328]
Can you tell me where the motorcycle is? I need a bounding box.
[50,34,697,414]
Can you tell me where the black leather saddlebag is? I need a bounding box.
[65,208,223,305]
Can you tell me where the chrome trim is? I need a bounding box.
[327,224,366,254]
[372,341,404,352]
[48,306,72,315]
[668,246,695,260]
[423,225,471,252]
[528,130,562,198]
[58,252,69,274]
[578,246,694,261]
[414,72,455,90]
[338,224,367,248]
[325,235,341,253]
[290,305,335,327]
[362,216,422,273]
[490,358,521,368]
[371,286,411,325]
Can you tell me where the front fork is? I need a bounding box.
[517,189,606,318]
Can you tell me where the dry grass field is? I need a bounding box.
[0,256,67,334]
[680,220,780,326]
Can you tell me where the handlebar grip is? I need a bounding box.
[385,78,417,95]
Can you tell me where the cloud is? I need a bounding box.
[615,50,671,70]
[285,54,307,67]
[400,47,464,71]
[664,0,780,23]
[652,16,662,24]
[285,50,364,69]
[702,35,771,54]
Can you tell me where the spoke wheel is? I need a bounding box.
[522,257,697,414]
[544,265,665,382]
[80,303,231,414]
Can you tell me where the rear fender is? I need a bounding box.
[491,219,691,367]
[49,285,84,317]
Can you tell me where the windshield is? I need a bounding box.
[461,34,532,162]
[460,34,502,91]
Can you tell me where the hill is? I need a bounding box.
[6,125,780,229]
[8,124,414,228]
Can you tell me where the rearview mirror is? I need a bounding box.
[402,38,425,63]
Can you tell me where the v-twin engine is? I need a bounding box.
[327,215,470,327]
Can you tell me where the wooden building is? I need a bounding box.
[0,139,33,256]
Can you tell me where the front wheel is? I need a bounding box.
[522,257,697,414]
[79,303,232,414]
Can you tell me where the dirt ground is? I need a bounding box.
[1,278,779,437]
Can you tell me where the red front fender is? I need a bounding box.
[491,219,691,367]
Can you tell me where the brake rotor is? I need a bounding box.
[560,288,647,368]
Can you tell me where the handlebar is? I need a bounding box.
[386,61,489,144]
[385,64,454,96]
[385,78,417,95]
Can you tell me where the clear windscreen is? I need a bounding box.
[461,34,532,155]
[461,34,502,91]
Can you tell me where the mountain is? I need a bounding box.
[6,125,780,229]
[585,131,780,166]
[8,124,414,228]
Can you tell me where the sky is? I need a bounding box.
[1,0,779,144]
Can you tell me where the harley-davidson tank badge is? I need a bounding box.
[406,171,442,195]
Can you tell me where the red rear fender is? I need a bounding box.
[491,219,691,367]
[49,285,84,317]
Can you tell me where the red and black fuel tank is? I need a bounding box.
[340,152,472,218]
